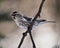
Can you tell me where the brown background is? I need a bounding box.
[0,0,60,48]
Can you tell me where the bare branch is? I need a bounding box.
[18,0,45,48]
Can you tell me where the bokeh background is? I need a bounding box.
[0,0,60,48]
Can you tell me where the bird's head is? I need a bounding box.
[11,11,18,19]
[11,11,29,23]
[11,11,23,20]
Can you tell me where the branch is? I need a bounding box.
[18,0,45,48]
[29,0,45,28]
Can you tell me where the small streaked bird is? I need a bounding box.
[11,11,55,29]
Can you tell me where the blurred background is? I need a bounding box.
[0,0,60,48]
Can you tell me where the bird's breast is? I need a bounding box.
[14,20,28,29]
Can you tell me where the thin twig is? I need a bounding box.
[18,0,45,48]
[18,31,27,48]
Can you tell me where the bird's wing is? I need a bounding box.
[21,15,56,26]
[23,16,32,21]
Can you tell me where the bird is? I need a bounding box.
[11,11,55,29]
